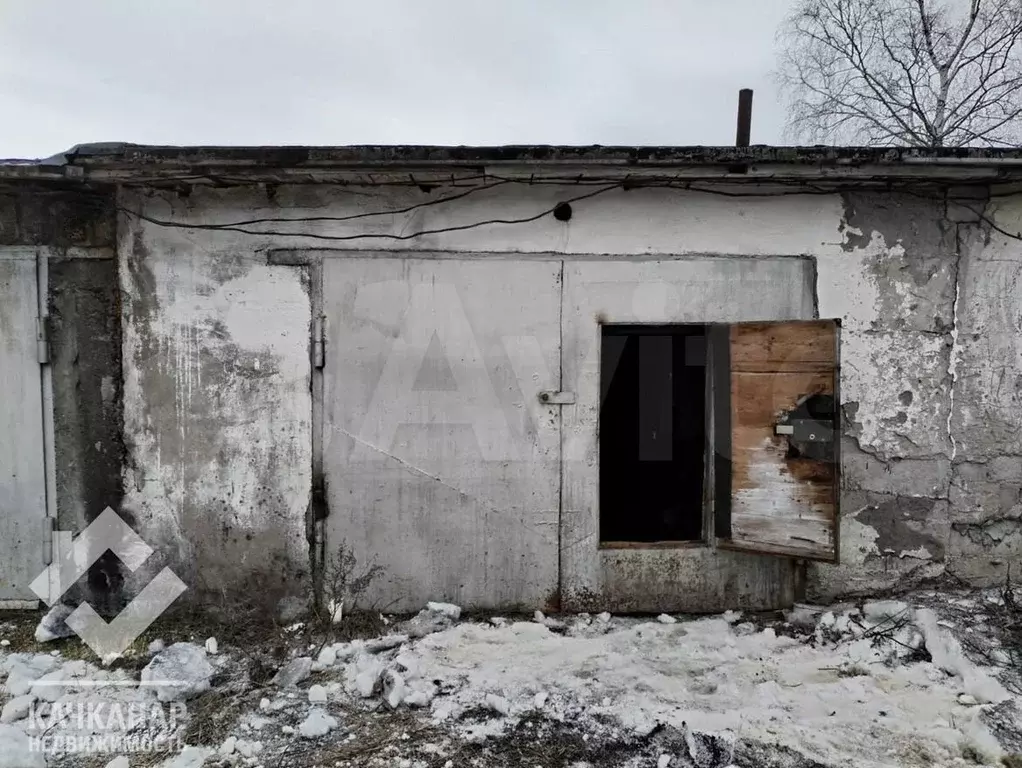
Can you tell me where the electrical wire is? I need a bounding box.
[117,183,623,242]
[63,173,1022,244]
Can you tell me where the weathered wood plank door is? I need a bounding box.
[719,320,840,561]
[321,257,562,612]
[0,252,48,604]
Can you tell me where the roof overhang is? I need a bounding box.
[5,143,1022,186]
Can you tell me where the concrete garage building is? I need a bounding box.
[0,144,1020,615]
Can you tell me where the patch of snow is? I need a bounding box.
[31,669,66,702]
[914,608,1009,704]
[34,603,75,643]
[158,745,212,768]
[235,738,262,757]
[104,757,130,768]
[299,707,338,739]
[405,611,1011,767]
[0,723,46,767]
[384,669,406,709]
[140,643,213,702]
[862,600,910,624]
[656,614,677,625]
[426,602,462,620]
[0,695,35,724]
[147,639,166,655]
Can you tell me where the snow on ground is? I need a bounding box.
[410,611,1006,767]
[0,590,1019,768]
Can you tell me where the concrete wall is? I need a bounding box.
[113,179,1021,606]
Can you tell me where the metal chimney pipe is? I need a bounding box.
[736,89,753,147]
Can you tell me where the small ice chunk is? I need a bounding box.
[272,657,313,687]
[596,612,612,624]
[355,662,384,697]
[147,639,165,655]
[104,758,130,768]
[657,614,677,624]
[316,645,337,667]
[657,755,673,768]
[204,637,218,655]
[140,643,213,702]
[533,691,548,709]
[308,684,328,704]
[299,707,338,739]
[34,603,75,643]
[403,680,436,708]
[219,736,237,756]
[383,669,406,709]
[425,602,462,620]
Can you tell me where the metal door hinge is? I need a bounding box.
[42,517,54,565]
[312,316,325,369]
[539,391,575,405]
[36,316,50,365]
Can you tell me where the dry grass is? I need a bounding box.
[181,688,254,746]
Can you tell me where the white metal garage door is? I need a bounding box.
[321,257,562,612]
[0,251,48,604]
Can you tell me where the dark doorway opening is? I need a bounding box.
[599,325,707,543]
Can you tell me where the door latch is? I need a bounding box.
[775,393,836,461]
[538,391,575,405]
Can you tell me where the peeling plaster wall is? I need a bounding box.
[117,180,1022,606]
[119,198,312,606]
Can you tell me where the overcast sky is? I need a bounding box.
[1,1,793,159]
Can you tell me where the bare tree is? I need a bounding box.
[777,0,1022,147]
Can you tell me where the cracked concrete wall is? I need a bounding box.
[945,196,1022,584]
[113,181,1020,607]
